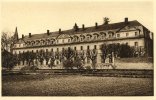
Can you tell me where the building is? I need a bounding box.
[12,18,153,69]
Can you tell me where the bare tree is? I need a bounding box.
[1,31,14,52]
[79,50,87,64]
[100,43,109,63]
[86,49,97,69]
[49,51,56,69]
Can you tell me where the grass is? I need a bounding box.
[2,74,153,96]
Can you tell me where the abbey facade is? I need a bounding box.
[12,18,153,69]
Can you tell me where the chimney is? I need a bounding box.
[125,17,128,24]
[74,23,79,31]
[22,34,24,39]
[47,30,50,35]
[29,33,31,38]
[59,28,61,33]
[82,24,85,30]
[95,22,98,29]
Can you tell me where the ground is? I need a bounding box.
[2,74,153,96]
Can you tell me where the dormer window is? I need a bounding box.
[109,34,112,38]
[73,35,79,42]
[86,34,92,41]
[87,37,90,41]
[108,32,114,38]
[100,32,106,39]
[80,34,85,42]
[93,35,97,40]
[80,37,83,41]
[93,33,99,40]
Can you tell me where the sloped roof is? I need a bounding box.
[17,20,142,43]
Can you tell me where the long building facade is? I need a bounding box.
[12,18,153,69]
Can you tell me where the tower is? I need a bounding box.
[14,27,19,41]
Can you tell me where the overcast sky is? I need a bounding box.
[1,1,153,37]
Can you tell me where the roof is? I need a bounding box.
[16,20,142,43]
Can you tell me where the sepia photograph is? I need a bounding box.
[1,0,154,97]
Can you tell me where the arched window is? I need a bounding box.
[93,33,99,40]
[108,31,114,38]
[86,34,92,41]
[50,38,55,44]
[80,34,85,42]
[100,32,106,39]
[73,35,79,42]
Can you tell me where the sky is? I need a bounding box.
[1,0,154,38]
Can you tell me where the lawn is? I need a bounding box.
[2,74,153,96]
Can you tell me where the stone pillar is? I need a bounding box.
[112,52,115,66]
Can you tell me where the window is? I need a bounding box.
[36,50,38,53]
[126,42,128,45]
[80,37,83,41]
[68,39,70,42]
[57,48,59,51]
[94,45,97,49]
[109,34,112,38]
[87,46,90,50]
[32,50,33,53]
[74,47,76,50]
[51,48,53,52]
[87,37,90,41]
[94,35,97,40]
[56,61,59,64]
[62,48,64,51]
[19,51,21,54]
[46,49,48,52]
[74,38,77,42]
[117,34,120,37]
[134,42,138,46]
[135,32,138,36]
[126,33,129,37]
[51,41,54,44]
[81,46,83,50]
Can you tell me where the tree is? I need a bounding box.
[49,51,56,69]
[100,43,109,63]
[38,50,45,65]
[19,52,36,66]
[104,17,110,25]
[62,47,75,59]
[100,43,135,61]
[119,44,134,58]
[79,50,87,64]
[2,50,18,70]
[62,48,75,69]
[73,57,83,70]
[1,32,14,52]
[86,49,97,69]
[1,31,18,70]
